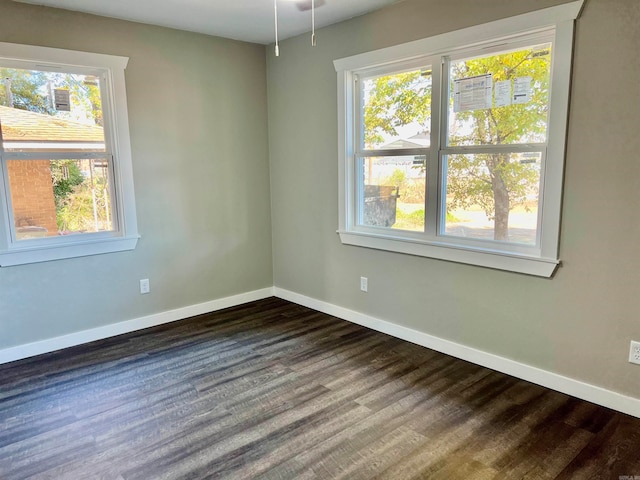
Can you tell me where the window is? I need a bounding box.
[0,42,138,266]
[334,1,583,277]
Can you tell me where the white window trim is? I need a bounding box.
[0,42,139,266]
[334,1,583,277]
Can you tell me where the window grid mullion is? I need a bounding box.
[0,154,11,250]
[356,148,430,158]
[353,73,364,228]
[424,54,444,239]
[442,144,547,155]
[436,55,451,239]
[2,151,111,161]
[0,117,12,249]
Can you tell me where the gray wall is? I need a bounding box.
[268,0,640,399]
[0,0,273,349]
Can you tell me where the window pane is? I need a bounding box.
[362,68,431,150]
[448,43,551,146]
[358,155,426,231]
[442,152,541,245]
[0,67,105,152]
[8,158,113,239]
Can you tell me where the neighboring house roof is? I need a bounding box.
[381,138,428,149]
[409,131,430,145]
[0,105,104,147]
[380,131,430,150]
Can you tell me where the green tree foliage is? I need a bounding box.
[364,71,431,148]
[83,76,103,126]
[50,160,85,208]
[56,177,110,233]
[1,68,102,124]
[447,46,550,240]
[55,161,111,233]
[59,74,103,126]
[0,68,53,114]
[387,168,406,188]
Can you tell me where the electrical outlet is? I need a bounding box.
[140,278,150,295]
[360,276,368,292]
[629,341,640,365]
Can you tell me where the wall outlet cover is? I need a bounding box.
[629,341,640,365]
[140,278,150,295]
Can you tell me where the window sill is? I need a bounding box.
[337,230,559,277]
[0,235,140,267]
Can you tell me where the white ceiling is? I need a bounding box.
[13,0,403,45]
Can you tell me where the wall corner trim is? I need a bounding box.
[0,287,275,365]
[273,287,640,419]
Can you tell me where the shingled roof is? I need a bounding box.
[0,105,104,146]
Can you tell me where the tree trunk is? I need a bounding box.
[491,154,510,241]
[4,77,13,108]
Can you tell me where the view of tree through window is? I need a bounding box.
[0,66,112,240]
[445,44,551,244]
[358,43,551,243]
[360,68,431,231]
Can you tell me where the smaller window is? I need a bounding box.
[0,43,138,266]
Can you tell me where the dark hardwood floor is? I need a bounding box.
[1,297,639,479]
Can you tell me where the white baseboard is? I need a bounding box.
[0,287,274,365]
[273,287,640,419]
[4,284,638,419]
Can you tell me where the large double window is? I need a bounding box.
[334,2,582,276]
[0,43,138,266]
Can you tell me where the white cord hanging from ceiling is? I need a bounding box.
[274,0,320,56]
[274,0,280,56]
[311,0,316,46]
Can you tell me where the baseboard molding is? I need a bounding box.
[273,287,640,419]
[0,287,274,365]
[4,285,639,418]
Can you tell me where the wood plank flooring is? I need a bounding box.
[1,297,639,479]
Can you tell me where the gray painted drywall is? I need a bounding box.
[0,0,273,349]
[267,0,640,399]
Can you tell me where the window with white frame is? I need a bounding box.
[334,1,583,277]
[0,42,138,266]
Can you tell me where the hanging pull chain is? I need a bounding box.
[311,0,316,46]
[274,0,280,56]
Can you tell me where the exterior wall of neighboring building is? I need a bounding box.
[7,160,57,237]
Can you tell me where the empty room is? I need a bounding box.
[1,0,640,478]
